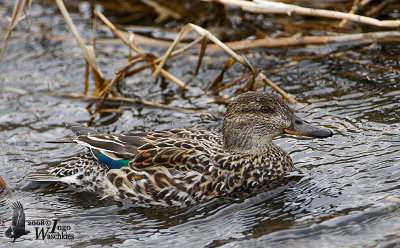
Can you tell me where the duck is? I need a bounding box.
[32,91,332,206]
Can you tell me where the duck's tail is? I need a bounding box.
[63,121,101,136]
[29,153,109,191]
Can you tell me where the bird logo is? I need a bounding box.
[5,201,30,242]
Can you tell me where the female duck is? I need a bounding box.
[33,91,332,206]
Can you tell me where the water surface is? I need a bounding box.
[0,1,400,247]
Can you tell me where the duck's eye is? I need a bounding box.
[260,106,271,113]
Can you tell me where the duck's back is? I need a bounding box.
[73,128,223,170]
[53,124,223,205]
[96,129,224,206]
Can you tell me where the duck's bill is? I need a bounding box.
[284,118,333,138]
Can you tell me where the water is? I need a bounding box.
[1,1,400,247]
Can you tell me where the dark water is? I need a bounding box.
[1,1,400,247]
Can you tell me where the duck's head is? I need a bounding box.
[223,91,332,153]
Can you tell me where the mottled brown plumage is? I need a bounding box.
[32,91,332,206]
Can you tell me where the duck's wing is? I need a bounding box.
[129,136,219,172]
[61,122,143,169]
[63,122,223,171]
